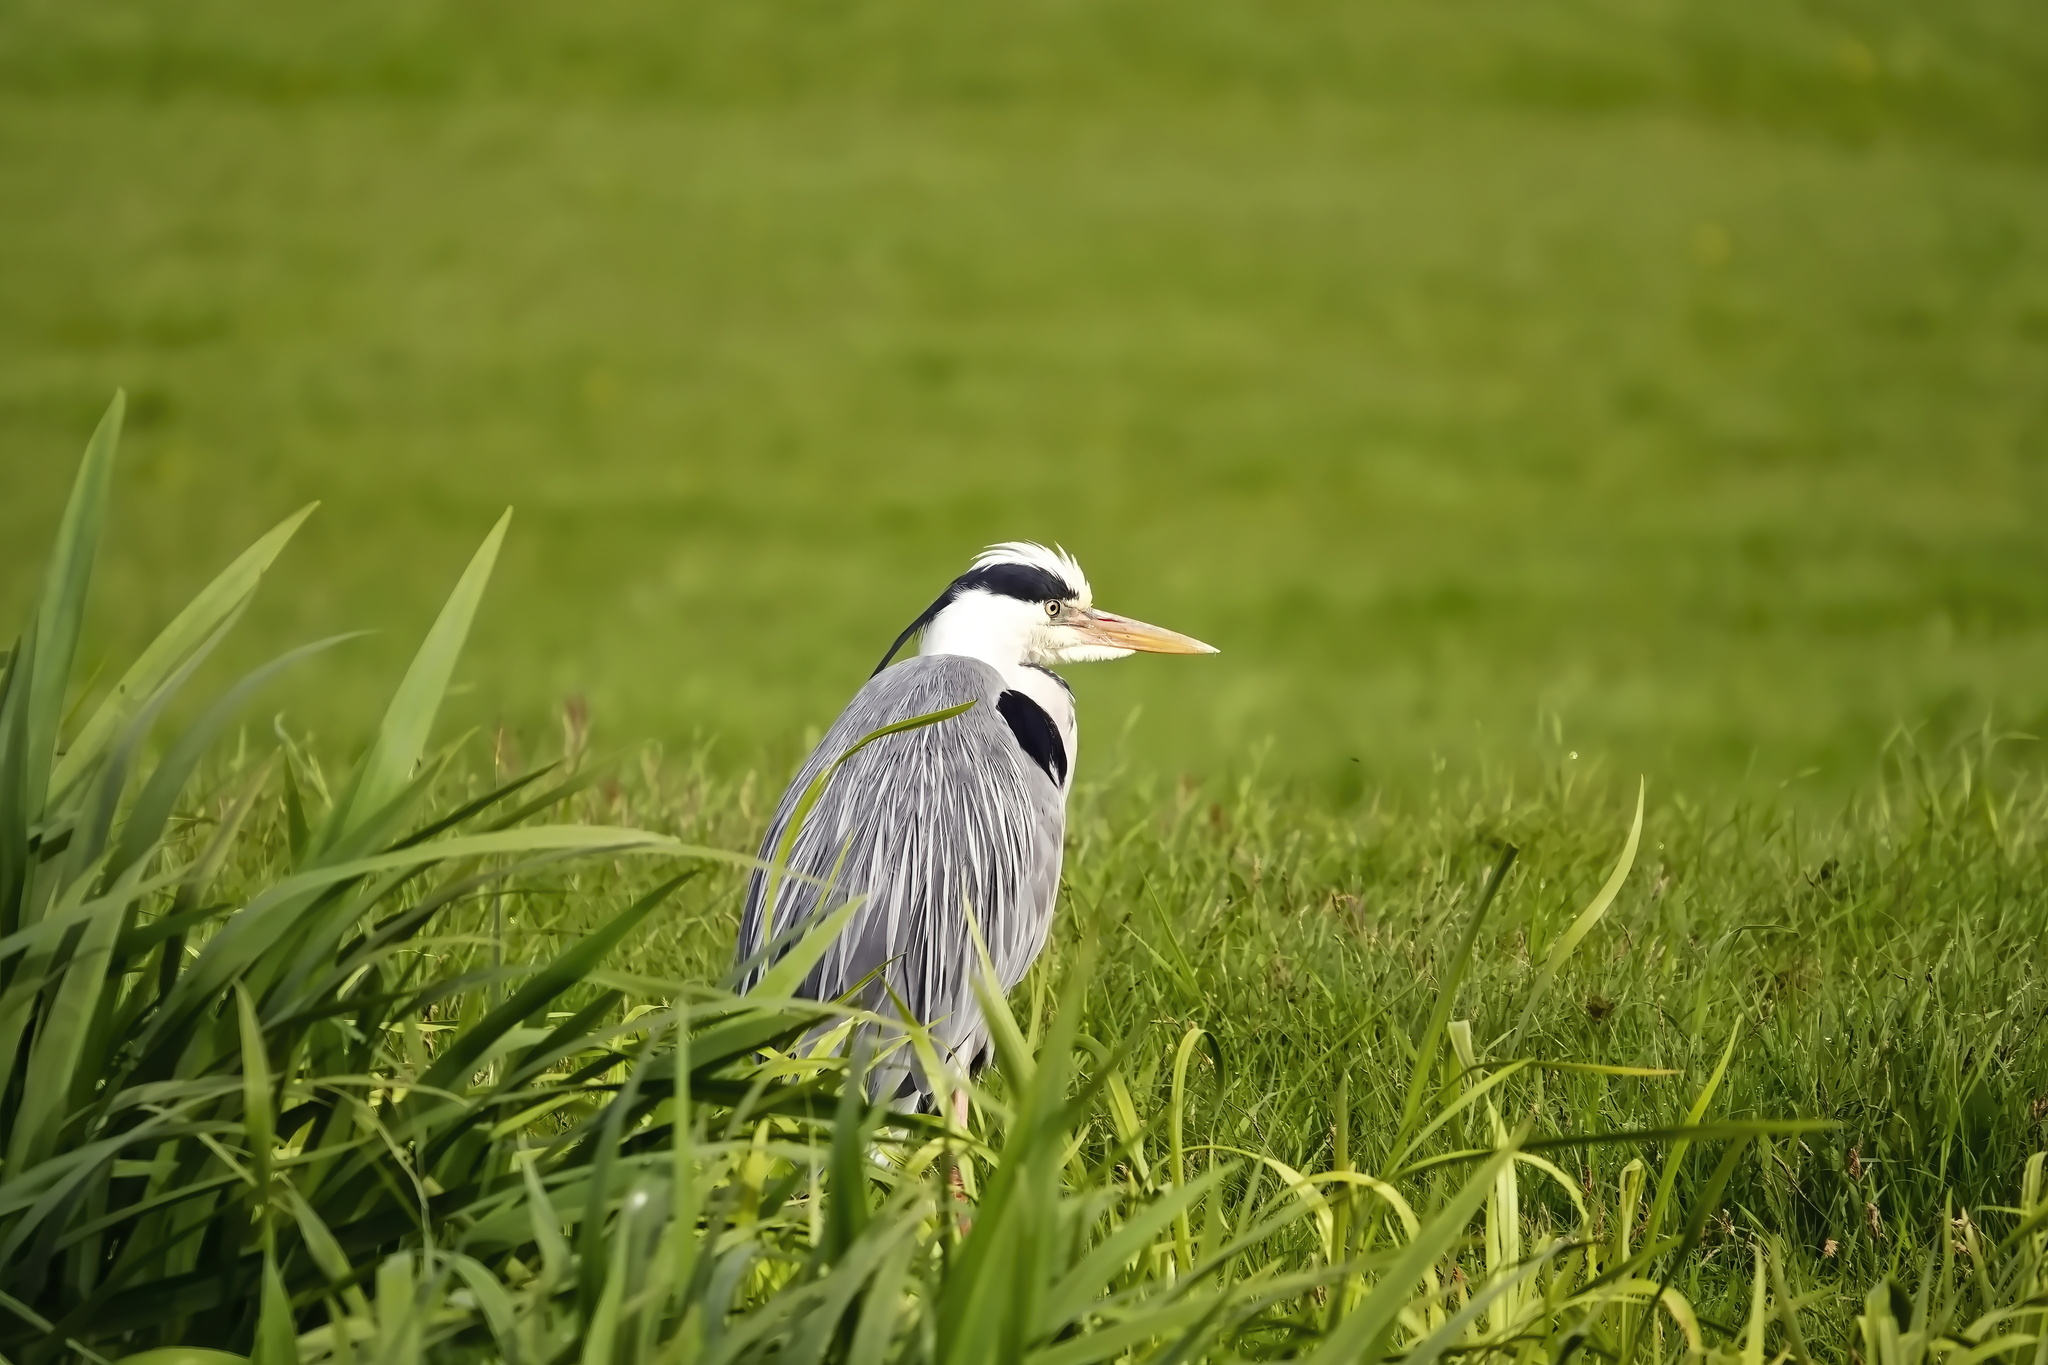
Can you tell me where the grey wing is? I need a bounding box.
[733,656,1067,1095]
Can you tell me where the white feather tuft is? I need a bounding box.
[970,541,1091,604]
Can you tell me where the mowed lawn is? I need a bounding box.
[2,0,2047,796]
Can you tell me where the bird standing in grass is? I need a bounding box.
[734,542,1215,1112]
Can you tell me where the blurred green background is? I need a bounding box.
[3,0,2046,797]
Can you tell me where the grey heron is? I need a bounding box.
[733,542,1215,1110]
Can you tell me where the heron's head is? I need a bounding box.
[875,541,1218,675]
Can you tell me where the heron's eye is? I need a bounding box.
[1045,601,1062,619]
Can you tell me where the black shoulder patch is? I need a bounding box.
[997,690,1068,786]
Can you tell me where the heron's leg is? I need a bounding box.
[946,1086,973,1233]
[946,1087,971,1200]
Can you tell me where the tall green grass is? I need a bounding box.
[5,400,2047,1362]
[0,396,829,1358]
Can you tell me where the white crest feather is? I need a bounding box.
[970,541,1091,604]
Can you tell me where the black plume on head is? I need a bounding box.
[953,562,1074,603]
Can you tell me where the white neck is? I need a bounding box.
[922,596,1079,787]
[918,590,1041,688]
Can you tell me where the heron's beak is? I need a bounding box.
[1075,608,1218,655]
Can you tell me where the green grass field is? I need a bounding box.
[4,447,2045,1359]
[5,0,2048,794]
[4,2,2048,1360]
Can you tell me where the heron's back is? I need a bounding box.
[734,655,1068,1100]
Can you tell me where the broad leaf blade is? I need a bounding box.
[24,392,123,823]
[108,634,358,878]
[320,508,511,853]
[50,503,316,803]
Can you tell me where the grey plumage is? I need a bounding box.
[734,655,1071,1106]
[729,540,1214,1108]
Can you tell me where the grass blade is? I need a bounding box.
[109,635,359,879]
[1396,844,1518,1146]
[320,508,511,855]
[1302,1150,1512,1364]
[420,872,694,1092]
[50,504,316,803]
[23,392,123,825]
[1501,780,1643,1053]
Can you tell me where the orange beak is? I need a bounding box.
[1073,608,1218,655]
